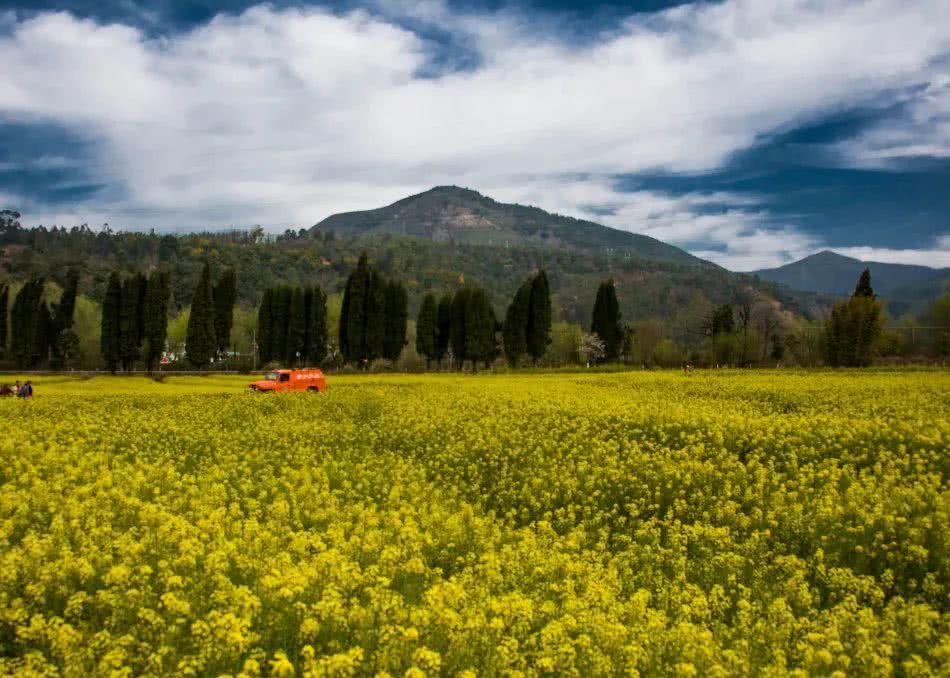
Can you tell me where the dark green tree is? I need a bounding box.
[213,267,237,355]
[415,293,438,368]
[186,263,217,369]
[143,270,170,372]
[464,287,496,371]
[709,304,735,336]
[591,279,623,362]
[526,270,552,364]
[0,283,8,360]
[257,288,274,364]
[340,254,386,367]
[11,279,45,368]
[382,279,408,363]
[825,270,884,367]
[306,285,328,365]
[503,280,531,367]
[49,268,80,370]
[450,287,471,369]
[101,272,122,373]
[853,268,875,298]
[435,294,452,367]
[120,273,145,371]
[271,285,292,364]
[286,286,306,366]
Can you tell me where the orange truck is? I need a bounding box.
[249,369,326,393]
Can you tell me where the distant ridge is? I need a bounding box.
[755,250,949,315]
[311,186,711,268]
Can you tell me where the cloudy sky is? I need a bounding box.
[1,0,948,270]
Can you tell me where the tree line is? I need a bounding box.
[0,270,79,369]
[0,257,941,372]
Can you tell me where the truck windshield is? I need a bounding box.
[264,371,278,381]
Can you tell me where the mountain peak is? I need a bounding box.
[310,187,708,267]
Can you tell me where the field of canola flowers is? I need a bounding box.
[0,370,947,676]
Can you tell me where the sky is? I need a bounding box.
[0,0,948,271]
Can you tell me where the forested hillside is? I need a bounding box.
[0,209,812,333]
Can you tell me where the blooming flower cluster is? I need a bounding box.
[0,371,947,675]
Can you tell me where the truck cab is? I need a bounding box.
[249,369,326,393]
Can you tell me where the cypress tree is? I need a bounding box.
[120,274,143,371]
[213,268,237,355]
[49,268,80,370]
[272,285,292,364]
[591,279,622,362]
[382,279,408,363]
[364,269,386,365]
[341,255,369,365]
[464,287,496,371]
[450,287,471,369]
[526,270,552,364]
[0,283,8,360]
[307,285,328,365]
[11,279,46,368]
[186,263,216,369]
[101,272,122,373]
[416,293,438,368]
[503,280,531,367]
[286,286,306,366]
[257,288,274,364]
[435,294,452,367]
[143,270,170,372]
[853,268,875,298]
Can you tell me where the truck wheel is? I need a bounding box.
[307,386,320,393]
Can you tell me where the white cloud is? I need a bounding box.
[0,0,948,269]
[831,243,950,268]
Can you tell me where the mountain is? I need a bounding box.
[312,186,708,268]
[755,250,949,316]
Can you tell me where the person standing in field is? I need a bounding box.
[19,381,33,400]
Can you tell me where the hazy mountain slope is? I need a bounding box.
[312,186,709,268]
[755,250,946,295]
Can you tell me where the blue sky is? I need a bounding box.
[1,0,948,270]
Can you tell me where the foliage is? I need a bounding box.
[0,371,946,676]
[826,271,885,367]
[213,267,238,354]
[526,270,552,364]
[185,263,216,369]
[502,279,531,367]
[0,283,8,359]
[100,272,122,373]
[382,280,408,363]
[591,279,623,362]
[143,271,170,372]
[415,293,437,367]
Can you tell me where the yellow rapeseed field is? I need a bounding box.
[0,370,947,676]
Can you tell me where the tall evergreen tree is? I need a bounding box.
[591,279,623,362]
[382,279,408,363]
[286,286,307,366]
[306,285,328,365]
[257,288,274,364]
[826,270,884,367]
[143,270,170,372]
[503,280,531,367]
[853,268,875,298]
[526,270,552,364]
[435,294,452,367]
[186,263,216,369]
[340,254,386,367]
[450,287,471,369]
[0,283,8,360]
[49,268,80,370]
[11,279,45,368]
[270,285,292,364]
[119,274,144,371]
[464,287,496,371]
[213,267,237,355]
[101,272,122,373]
[341,254,369,365]
[364,269,386,364]
[415,293,438,368]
